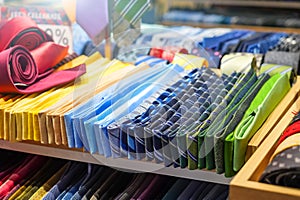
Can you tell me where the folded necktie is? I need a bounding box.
[0,16,86,94]
[264,51,300,76]
[216,74,270,175]
[233,73,291,171]
[171,53,209,70]
[220,53,257,75]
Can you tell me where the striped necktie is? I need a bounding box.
[113,0,151,46]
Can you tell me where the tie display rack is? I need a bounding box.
[230,77,300,200]
[157,0,300,34]
[1,76,300,191]
[0,2,299,198]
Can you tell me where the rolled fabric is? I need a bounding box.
[0,46,37,92]
[149,47,188,62]
[260,145,300,188]
[277,121,300,146]
[30,42,69,74]
[271,133,300,162]
[0,16,86,94]
[0,45,86,94]
[0,16,52,51]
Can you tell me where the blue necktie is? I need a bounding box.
[80,64,183,154]
[65,63,178,150]
[113,69,203,160]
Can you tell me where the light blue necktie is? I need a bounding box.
[75,64,184,154]
[65,62,171,149]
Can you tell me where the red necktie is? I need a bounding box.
[277,121,300,145]
[0,16,86,94]
[149,47,188,62]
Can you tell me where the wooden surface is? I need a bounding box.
[230,95,300,200]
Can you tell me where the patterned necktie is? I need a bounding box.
[112,0,151,47]
[264,51,300,76]
[220,53,257,75]
[260,145,300,188]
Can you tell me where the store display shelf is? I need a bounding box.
[168,0,300,9]
[230,96,300,200]
[0,140,231,185]
[162,21,300,33]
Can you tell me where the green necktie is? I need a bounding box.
[259,63,297,84]
[113,0,151,46]
[213,74,270,175]
[233,73,291,171]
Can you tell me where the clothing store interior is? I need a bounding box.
[0,0,300,199]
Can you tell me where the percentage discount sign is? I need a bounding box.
[45,27,69,46]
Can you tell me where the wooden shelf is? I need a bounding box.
[162,21,300,33]
[0,140,232,185]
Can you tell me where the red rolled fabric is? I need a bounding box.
[0,16,86,94]
[31,42,69,74]
[149,48,164,58]
[0,16,52,51]
[277,121,300,145]
[149,46,188,62]
[0,45,86,94]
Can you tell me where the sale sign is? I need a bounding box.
[0,5,73,53]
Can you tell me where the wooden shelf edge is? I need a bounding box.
[0,140,231,185]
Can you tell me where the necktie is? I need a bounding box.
[264,51,300,76]
[259,63,296,84]
[214,74,269,174]
[27,163,69,200]
[220,53,257,75]
[0,156,47,199]
[234,73,291,171]
[113,0,151,46]
[195,69,255,170]
[183,72,240,169]
[0,16,86,94]
[76,0,109,44]
[136,175,169,200]
[92,66,181,157]
[143,69,216,164]
[271,133,300,162]
[43,163,87,200]
[259,145,300,188]
[277,121,300,146]
[113,174,147,200]
[76,64,182,154]
[149,47,188,63]
[116,69,201,161]
[171,53,209,70]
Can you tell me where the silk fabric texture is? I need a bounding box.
[0,16,86,94]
